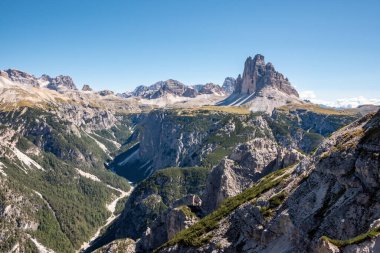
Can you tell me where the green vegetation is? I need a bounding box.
[190,105,251,115]
[177,205,198,219]
[0,108,136,252]
[114,166,210,240]
[33,204,74,252]
[135,166,210,205]
[89,133,118,153]
[155,166,292,251]
[268,107,358,153]
[15,135,34,151]
[114,196,129,215]
[2,155,116,250]
[321,226,380,247]
[0,108,132,252]
[260,191,288,218]
[202,113,268,168]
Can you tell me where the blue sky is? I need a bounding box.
[1,0,379,103]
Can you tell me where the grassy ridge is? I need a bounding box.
[155,166,293,251]
[321,227,380,248]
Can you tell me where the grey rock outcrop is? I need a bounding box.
[198,83,225,95]
[202,138,304,213]
[234,54,298,97]
[94,239,136,253]
[0,69,40,87]
[138,194,201,252]
[131,79,196,99]
[222,77,236,94]
[217,54,301,113]
[43,74,77,90]
[129,80,226,100]
[98,90,114,96]
[0,69,77,91]
[82,84,93,91]
[173,194,202,208]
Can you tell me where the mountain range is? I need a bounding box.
[0,54,379,253]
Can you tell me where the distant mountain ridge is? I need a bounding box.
[0,69,77,91]
[0,69,231,109]
[1,54,378,113]
[119,79,228,99]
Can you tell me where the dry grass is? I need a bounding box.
[174,105,250,116]
[0,101,46,111]
[278,103,358,116]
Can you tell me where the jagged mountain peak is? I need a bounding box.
[45,75,77,91]
[82,84,93,91]
[0,68,77,91]
[235,54,298,97]
[0,68,40,87]
[217,54,301,113]
[222,77,236,94]
[129,79,227,100]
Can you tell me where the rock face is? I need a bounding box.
[98,90,114,96]
[109,110,275,182]
[111,105,358,183]
[129,80,226,100]
[94,239,136,253]
[82,84,93,91]
[202,138,304,213]
[0,69,78,91]
[218,54,301,113]
[222,77,236,94]
[43,74,77,91]
[235,54,298,97]
[131,80,194,99]
[0,69,40,87]
[197,83,225,95]
[137,195,202,252]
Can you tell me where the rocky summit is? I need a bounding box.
[235,54,298,97]
[218,54,301,113]
[1,54,379,253]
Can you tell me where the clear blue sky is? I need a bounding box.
[1,0,379,101]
